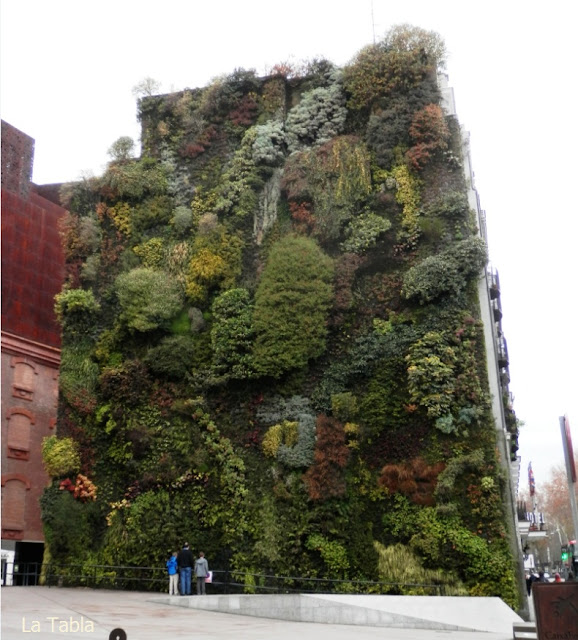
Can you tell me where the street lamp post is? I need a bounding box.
[559,416,578,573]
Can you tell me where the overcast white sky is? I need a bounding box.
[1,0,576,501]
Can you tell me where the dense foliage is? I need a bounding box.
[47,25,519,609]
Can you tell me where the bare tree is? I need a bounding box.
[107,136,135,163]
[132,77,162,99]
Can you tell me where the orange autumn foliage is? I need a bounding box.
[304,415,350,501]
[378,457,445,506]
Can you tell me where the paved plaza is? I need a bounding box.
[0,586,522,640]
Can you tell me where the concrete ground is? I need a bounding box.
[0,586,522,640]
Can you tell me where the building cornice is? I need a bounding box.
[1,331,61,368]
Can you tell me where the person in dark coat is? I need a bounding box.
[177,542,194,595]
[526,571,539,594]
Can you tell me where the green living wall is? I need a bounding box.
[44,25,519,608]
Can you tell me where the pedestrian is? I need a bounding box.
[194,551,209,595]
[177,542,194,595]
[538,571,548,583]
[166,551,179,595]
[527,571,539,594]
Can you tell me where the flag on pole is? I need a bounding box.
[528,462,535,496]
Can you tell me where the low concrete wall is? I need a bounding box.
[151,593,523,633]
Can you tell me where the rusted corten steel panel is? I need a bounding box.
[1,189,66,348]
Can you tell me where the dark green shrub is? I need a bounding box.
[41,486,103,561]
[115,267,184,332]
[59,342,99,410]
[359,356,412,437]
[54,287,100,336]
[102,156,168,200]
[211,288,254,379]
[424,191,470,220]
[132,195,174,232]
[409,507,518,608]
[406,331,457,421]
[252,235,334,377]
[330,392,359,421]
[99,359,152,408]
[144,335,196,380]
[402,237,487,304]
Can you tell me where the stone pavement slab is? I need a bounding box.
[1,586,516,640]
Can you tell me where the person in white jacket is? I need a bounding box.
[194,551,209,595]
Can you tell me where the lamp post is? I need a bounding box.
[559,416,578,573]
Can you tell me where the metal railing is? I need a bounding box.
[3,562,460,596]
[2,561,42,586]
[208,571,457,596]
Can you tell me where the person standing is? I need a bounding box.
[177,542,194,595]
[194,551,209,595]
[166,551,179,595]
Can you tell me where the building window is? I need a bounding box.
[1,477,29,539]
[6,408,35,460]
[11,359,37,401]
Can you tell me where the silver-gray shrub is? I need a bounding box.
[277,413,316,468]
[256,395,316,468]
[172,205,193,235]
[252,120,287,166]
[256,394,312,424]
[285,71,347,152]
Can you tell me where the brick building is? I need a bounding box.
[1,120,66,582]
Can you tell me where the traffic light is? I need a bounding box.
[561,545,569,562]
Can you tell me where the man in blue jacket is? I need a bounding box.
[177,543,194,595]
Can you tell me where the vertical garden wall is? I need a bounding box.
[44,25,519,608]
